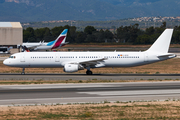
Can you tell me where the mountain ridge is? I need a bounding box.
[0,0,179,22]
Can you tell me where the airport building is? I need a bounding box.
[0,22,22,47]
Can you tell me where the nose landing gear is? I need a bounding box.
[21,68,25,75]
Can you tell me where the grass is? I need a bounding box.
[1,78,180,85]
[1,101,180,119]
[0,58,180,74]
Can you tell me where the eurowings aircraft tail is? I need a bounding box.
[146,29,173,53]
[22,46,30,52]
[51,29,68,49]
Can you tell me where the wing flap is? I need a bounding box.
[65,58,107,68]
[79,58,107,65]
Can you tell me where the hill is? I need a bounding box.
[0,0,179,22]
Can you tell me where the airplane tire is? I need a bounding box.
[86,70,92,75]
[21,72,25,75]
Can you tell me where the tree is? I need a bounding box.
[104,29,114,42]
[117,26,129,43]
[84,26,96,34]
[51,26,64,38]
[34,28,45,41]
[172,26,180,44]
[160,21,166,28]
[145,26,155,35]
[85,34,96,43]
[135,34,150,44]
[95,29,105,43]
[23,27,36,42]
[43,27,53,42]
[68,26,77,43]
[75,31,87,43]
[117,24,141,44]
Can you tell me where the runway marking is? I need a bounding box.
[0,94,180,102]
[78,89,180,96]
[0,85,106,90]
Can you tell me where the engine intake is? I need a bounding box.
[63,64,84,73]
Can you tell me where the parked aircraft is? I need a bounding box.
[3,29,176,75]
[21,29,68,51]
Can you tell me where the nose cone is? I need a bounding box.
[3,59,9,66]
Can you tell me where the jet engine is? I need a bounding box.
[63,63,84,73]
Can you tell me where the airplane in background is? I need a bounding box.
[4,29,176,75]
[20,29,68,51]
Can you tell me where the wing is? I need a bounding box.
[66,57,108,68]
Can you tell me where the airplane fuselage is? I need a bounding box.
[22,43,54,50]
[3,51,175,68]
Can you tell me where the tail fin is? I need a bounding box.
[146,29,173,53]
[22,46,30,52]
[51,29,68,49]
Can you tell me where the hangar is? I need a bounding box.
[0,22,22,46]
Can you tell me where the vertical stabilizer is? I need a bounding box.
[147,29,173,53]
[51,29,68,49]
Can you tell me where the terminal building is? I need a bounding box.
[0,22,22,47]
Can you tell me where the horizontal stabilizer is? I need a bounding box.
[157,53,176,57]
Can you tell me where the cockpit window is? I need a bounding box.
[9,56,16,59]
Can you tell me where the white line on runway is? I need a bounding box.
[0,94,180,102]
[1,81,180,90]
[78,89,180,96]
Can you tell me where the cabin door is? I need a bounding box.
[20,53,25,62]
[144,53,148,62]
[55,53,60,62]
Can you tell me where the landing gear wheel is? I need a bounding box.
[86,70,92,75]
[21,72,25,75]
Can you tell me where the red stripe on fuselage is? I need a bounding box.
[52,36,65,49]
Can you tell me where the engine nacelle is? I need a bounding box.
[63,64,84,73]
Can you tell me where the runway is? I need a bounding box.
[1,81,180,106]
[0,73,180,80]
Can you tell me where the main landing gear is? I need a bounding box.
[86,67,93,75]
[21,68,25,75]
[86,70,92,75]
[86,70,93,75]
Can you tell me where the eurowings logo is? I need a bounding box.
[51,29,68,49]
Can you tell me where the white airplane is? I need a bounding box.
[21,29,68,51]
[3,29,176,75]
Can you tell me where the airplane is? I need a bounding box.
[3,29,176,75]
[20,29,68,51]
